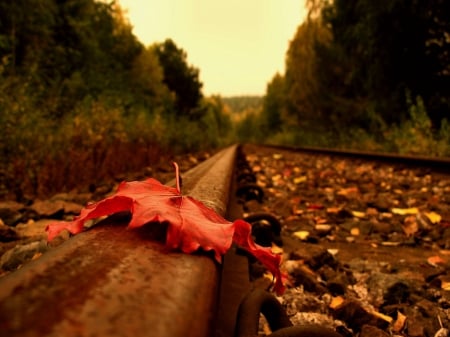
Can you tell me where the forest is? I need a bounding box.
[243,0,450,155]
[1,0,449,200]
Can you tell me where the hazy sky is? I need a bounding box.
[118,0,307,96]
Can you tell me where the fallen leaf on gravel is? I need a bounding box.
[337,187,359,196]
[371,310,393,324]
[314,216,328,224]
[47,162,284,294]
[327,248,339,256]
[315,224,332,234]
[392,311,407,332]
[271,243,284,254]
[434,328,450,337]
[381,241,402,246]
[307,204,324,210]
[326,207,341,214]
[351,210,366,219]
[427,255,445,267]
[293,231,310,240]
[293,176,307,184]
[392,207,419,215]
[403,215,419,237]
[350,228,360,236]
[329,296,345,309]
[425,212,442,224]
[366,207,379,216]
[440,280,450,291]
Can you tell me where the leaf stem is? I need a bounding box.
[173,162,181,194]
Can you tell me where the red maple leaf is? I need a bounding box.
[46,163,284,294]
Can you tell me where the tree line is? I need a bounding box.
[0,0,232,199]
[248,0,450,155]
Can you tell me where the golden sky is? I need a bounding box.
[118,0,306,96]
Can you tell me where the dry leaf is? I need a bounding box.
[337,187,359,196]
[326,207,341,214]
[370,310,393,323]
[293,176,307,184]
[428,255,445,267]
[307,204,324,210]
[271,243,284,255]
[293,231,309,240]
[329,296,345,309]
[327,249,339,256]
[381,241,401,246]
[351,210,366,218]
[47,163,285,294]
[350,227,360,236]
[402,215,419,236]
[441,280,450,291]
[392,207,419,215]
[425,212,442,224]
[392,311,407,332]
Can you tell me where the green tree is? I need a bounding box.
[130,46,172,111]
[153,39,203,119]
[320,0,450,125]
[261,73,285,132]
[284,18,364,131]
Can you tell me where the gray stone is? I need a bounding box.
[0,240,48,271]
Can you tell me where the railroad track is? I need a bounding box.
[0,145,237,337]
[0,143,449,337]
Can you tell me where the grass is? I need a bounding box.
[0,98,231,201]
[258,96,450,157]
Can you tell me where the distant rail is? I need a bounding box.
[0,145,238,337]
[264,143,450,172]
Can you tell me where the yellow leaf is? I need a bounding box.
[350,227,360,236]
[263,271,275,281]
[441,281,450,291]
[351,211,366,218]
[329,296,345,309]
[425,212,442,224]
[440,276,450,290]
[293,176,307,184]
[293,231,309,240]
[392,207,419,215]
[271,243,284,255]
[370,310,393,323]
[327,249,339,256]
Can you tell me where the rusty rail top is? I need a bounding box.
[0,144,238,337]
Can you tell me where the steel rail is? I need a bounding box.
[263,143,450,172]
[0,144,238,337]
